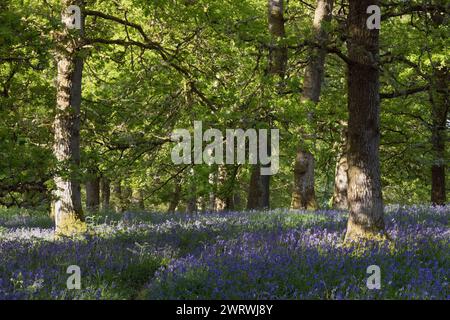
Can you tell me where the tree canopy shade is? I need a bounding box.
[0,0,448,237]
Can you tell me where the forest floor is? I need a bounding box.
[0,205,448,299]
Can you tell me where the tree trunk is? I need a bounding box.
[168,181,181,212]
[224,165,239,211]
[291,0,333,210]
[86,174,100,212]
[333,126,348,209]
[291,150,318,209]
[247,164,265,210]
[208,170,217,212]
[53,0,85,235]
[186,168,197,213]
[268,0,287,77]
[345,0,384,241]
[112,181,125,212]
[430,67,448,205]
[247,0,287,210]
[100,177,110,211]
[215,165,227,211]
[131,188,145,210]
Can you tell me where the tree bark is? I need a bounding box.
[430,67,448,205]
[291,150,318,209]
[53,0,85,235]
[224,165,239,211]
[332,126,349,209]
[268,0,287,77]
[86,173,100,212]
[215,165,227,211]
[291,0,333,210]
[112,181,125,212]
[345,0,385,241]
[186,168,197,213]
[100,177,110,211]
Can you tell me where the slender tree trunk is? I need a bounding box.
[224,165,239,211]
[122,185,132,210]
[100,177,110,211]
[345,0,384,241]
[208,170,217,211]
[215,165,227,211]
[430,67,448,205]
[247,0,287,210]
[112,181,124,212]
[168,181,181,212]
[247,164,264,210]
[86,174,100,212]
[186,168,197,213]
[53,0,85,235]
[291,0,333,210]
[333,126,349,209]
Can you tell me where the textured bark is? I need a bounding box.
[345,0,385,241]
[268,0,287,77]
[291,0,333,210]
[247,138,272,210]
[302,0,333,103]
[86,174,100,212]
[247,164,267,210]
[333,126,349,209]
[100,177,110,211]
[290,150,318,209]
[53,0,85,235]
[430,67,448,205]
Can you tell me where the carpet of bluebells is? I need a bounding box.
[0,205,448,300]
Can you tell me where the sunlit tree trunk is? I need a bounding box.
[333,125,348,209]
[430,67,448,205]
[53,0,85,235]
[215,165,227,211]
[345,0,385,241]
[291,0,333,210]
[291,150,317,209]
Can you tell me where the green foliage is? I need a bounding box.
[0,0,447,210]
